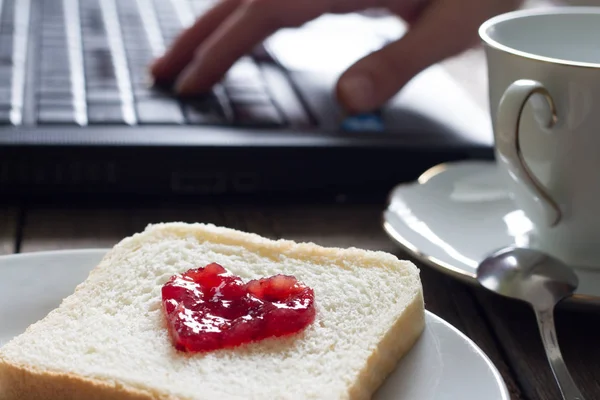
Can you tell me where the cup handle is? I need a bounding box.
[496,79,561,227]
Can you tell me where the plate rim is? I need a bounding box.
[382,160,600,306]
[0,248,108,262]
[0,247,510,398]
[424,311,510,400]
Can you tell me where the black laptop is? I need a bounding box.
[0,0,493,202]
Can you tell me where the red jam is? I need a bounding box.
[161,263,316,353]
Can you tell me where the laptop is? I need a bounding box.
[0,0,494,202]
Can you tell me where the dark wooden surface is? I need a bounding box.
[2,202,599,399]
[0,208,17,255]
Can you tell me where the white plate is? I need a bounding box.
[0,249,508,399]
[383,160,600,307]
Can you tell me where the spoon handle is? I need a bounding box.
[534,307,585,400]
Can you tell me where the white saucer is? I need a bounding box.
[0,249,509,399]
[383,160,600,307]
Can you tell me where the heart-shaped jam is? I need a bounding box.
[161,263,316,353]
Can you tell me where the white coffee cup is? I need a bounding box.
[480,7,600,269]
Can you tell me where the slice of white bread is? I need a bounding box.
[0,222,425,400]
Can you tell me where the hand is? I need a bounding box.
[150,0,522,113]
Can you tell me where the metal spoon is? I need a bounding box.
[477,246,585,400]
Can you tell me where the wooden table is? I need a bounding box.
[2,1,599,399]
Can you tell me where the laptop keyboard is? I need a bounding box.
[0,0,288,127]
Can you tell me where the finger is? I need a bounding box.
[175,0,326,95]
[174,5,275,94]
[329,0,386,14]
[150,0,242,82]
[385,0,432,25]
[335,0,499,113]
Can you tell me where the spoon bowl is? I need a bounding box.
[477,246,579,309]
[477,246,585,400]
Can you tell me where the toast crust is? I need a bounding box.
[107,223,417,274]
[349,290,425,400]
[0,362,159,400]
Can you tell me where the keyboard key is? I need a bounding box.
[81,7,104,33]
[136,99,184,124]
[38,97,74,107]
[125,50,152,63]
[223,74,265,89]
[234,104,284,127]
[134,87,172,100]
[85,81,119,90]
[38,106,77,125]
[0,55,10,67]
[259,63,312,128]
[0,65,10,79]
[130,73,151,89]
[0,34,12,54]
[226,89,272,106]
[40,69,71,79]
[190,0,215,16]
[0,107,11,124]
[85,58,117,80]
[0,88,11,104]
[87,104,126,124]
[211,85,235,121]
[183,100,228,125]
[40,54,70,66]
[82,37,110,51]
[36,90,72,100]
[0,24,13,35]
[39,77,73,91]
[86,90,122,103]
[341,113,385,132]
[224,84,271,104]
[41,31,66,41]
[40,41,68,51]
[226,57,262,83]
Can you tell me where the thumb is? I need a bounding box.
[335,0,481,113]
